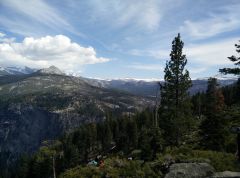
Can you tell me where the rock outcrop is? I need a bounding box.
[210,171,240,178]
[164,163,215,178]
[164,163,240,178]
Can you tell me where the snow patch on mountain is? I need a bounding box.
[0,66,38,75]
[196,74,238,81]
[86,77,162,82]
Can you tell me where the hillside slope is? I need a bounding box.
[0,70,153,158]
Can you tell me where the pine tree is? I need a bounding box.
[102,120,112,151]
[205,78,225,114]
[159,33,192,146]
[140,130,153,161]
[127,119,138,149]
[191,92,206,119]
[236,79,240,103]
[150,127,163,158]
[199,78,226,151]
[219,40,240,75]
[15,155,30,178]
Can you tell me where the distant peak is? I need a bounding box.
[49,65,60,70]
[38,65,64,75]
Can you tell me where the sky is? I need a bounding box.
[0,0,239,79]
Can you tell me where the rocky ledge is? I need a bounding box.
[164,163,240,178]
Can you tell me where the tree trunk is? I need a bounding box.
[53,156,56,178]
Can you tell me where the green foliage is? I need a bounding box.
[191,80,240,153]
[191,92,206,119]
[14,155,29,178]
[34,93,72,110]
[11,109,165,178]
[159,33,193,146]
[222,79,240,105]
[59,157,161,178]
[199,78,227,151]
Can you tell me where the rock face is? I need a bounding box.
[164,163,240,178]
[210,171,240,178]
[165,163,215,178]
[0,105,62,154]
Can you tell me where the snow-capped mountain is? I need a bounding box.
[0,65,64,76]
[196,73,238,81]
[0,66,10,76]
[82,76,238,97]
[37,65,65,75]
[0,66,37,76]
[0,65,238,96]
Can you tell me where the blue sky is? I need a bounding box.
[0,0,239,79]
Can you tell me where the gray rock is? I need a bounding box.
[165,163,215,178]
[210,171,240,178]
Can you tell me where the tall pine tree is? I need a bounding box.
[159,33,192,146]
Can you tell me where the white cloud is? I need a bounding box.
[0,33,15,43]
[3,0,68,28]
[185,38,238,66]
[127,64,163,71]
[0,32,15,43]
[117,0,161,31]
[0,35,110,72]
[87,0,171,31]
[180,4,240,39]
[0,37,15,43]
[0,32,5,38]
[0,0,82,37]
[129,48,169,59]
[188,67,207,74]
[181,17,240,39]
[129,37,238,67]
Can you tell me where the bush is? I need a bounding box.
[59,157,162,178]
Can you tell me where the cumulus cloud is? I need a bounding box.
[0,35,110,72]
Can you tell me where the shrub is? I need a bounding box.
[59,157,162,178]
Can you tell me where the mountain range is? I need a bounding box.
[0,65,238,160]
[1,65,237,97]
[0,66,153,158]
